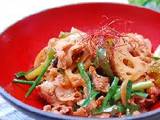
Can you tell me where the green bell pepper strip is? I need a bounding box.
[25,48,55,97]
[94,48,113,77]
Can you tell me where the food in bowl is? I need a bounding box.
[13,26,160,118]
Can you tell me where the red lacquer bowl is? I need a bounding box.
[0,3,160,120]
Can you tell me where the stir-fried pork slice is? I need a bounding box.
[65,69,84,87]
[44,67,59,81]
[37,75,63,104]
[73,107,88,117]
[55,86,82,102]
[94,113,111,118]
[89,66,110,92]
[43,104,72,114]
[147,85,160,101]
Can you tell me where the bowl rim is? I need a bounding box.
[0,2,160,35]
[0,87,159,120]
[0,2,160,120]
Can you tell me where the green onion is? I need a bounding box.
[25,48,55,97]
[15,72,26,78]
[82,90,99,107]
[78,62,99,107]
[132,81,154,91]
[92,77,119,114]
[132,91,148,98]
[102,77,119,107]
[94,48,113,77]
[15,64,44,80]
[126,81,132,101]
[94,104,125,115]
[117,103,125,113]
[13,79,34,85]
[97,103,139,115]
[78,63,92,96]
[126,104,139,115]
[25,64,44,80]
[113,88,121,101]
[113,81,152,101]
[114,90,148,101]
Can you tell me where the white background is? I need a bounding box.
[0,0,127,33]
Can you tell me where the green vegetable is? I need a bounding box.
[93,77,119,114]
[15,64,44,81]
[78,63,92,96]
[152,56,160,60]
[15,72,26,78]
[15,63,44,80]
[82,90,99,107]
[25,48,55,97]
[114,103,139,116]
[13,79,34,85]
[94,104,125,115]
[25,64,44,80]
[98,103,139,115]
[102,77,119,107]
[113,88,121,101]
[126,81,132,101]
[117,103,126,113]
[132,81,154,91]
[78,63,99,107]
[114,90,148,101]
[126,104,139,115]
[92,78,142,115]
[132,91,148,98]
[94,48,113,77]
[113,81,152,101]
